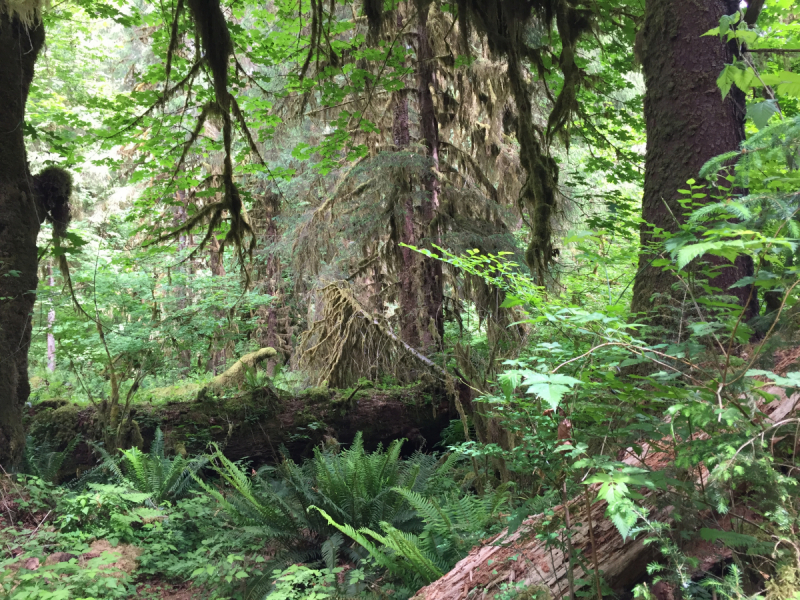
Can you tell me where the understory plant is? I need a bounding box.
[92,427,207,504]
[198,433,443,566]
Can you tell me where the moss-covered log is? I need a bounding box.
[24,382,456,478]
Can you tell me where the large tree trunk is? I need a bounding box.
[256,190,290,374]
[411,443,667,600]
[392,85,421,349]
[0,14,45,468]
[416,6,444,352]
[173,189,193,370]
[207,233,228,374]
[632,0,756,331]
[47,264,56,372]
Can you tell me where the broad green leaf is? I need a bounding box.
[747,100,779,129]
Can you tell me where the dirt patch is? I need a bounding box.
[81,539,141,575]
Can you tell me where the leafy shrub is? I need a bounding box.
[56,483,162,545]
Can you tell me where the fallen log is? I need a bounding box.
[413,387,800,600]
[410,448,667,600]
[24,381,456,480]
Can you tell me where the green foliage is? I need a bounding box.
[55,483,160,544]
[312,505,444,586]
[92,428,207,504]
[1,556,135,600]
[22,434,81,485]
[9,0,800,598]
[197,432,443,568]
[265,564,339,600]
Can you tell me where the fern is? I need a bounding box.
[310,506,444,585]
[202,432,449,572]
[23,434,81,484]
[86,428,205,503]
[392,484,509,567]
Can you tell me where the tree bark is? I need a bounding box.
[173,190,193,369]
[47,265,56,372]
[416,5,444,353]
[256,190,289,374]
[411,444,666,600]
[632,0,757,333]
[0,14,45,468]
[392,63,421,350]
[207,233,227,374]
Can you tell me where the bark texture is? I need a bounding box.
[393,86,421,349]
[632,0,756,329]
[0,14,45,468]
[416,6,444,352]
[391,6,444,354]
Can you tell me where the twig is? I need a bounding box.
[747,48,800,53]
[584,488,603,600]
[562,481,576,600]
[29,510,52,537]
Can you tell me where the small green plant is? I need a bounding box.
[265,564,339,600]
[1,555,135,600]
[23,434,81,485]
[311,505,445,586]
[56,483,161,544]
[92,427,207,504]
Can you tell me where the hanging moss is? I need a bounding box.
[449,0,592,282]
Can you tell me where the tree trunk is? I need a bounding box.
[416,5,444,353]
[256,190,290,374]
[207,234,227,374]
[173,190,193,369]
[0,14,45,468]
[392,83,424,352]
[27,382,457,473]
[411,443,667,600]
[47,265,56,372]
[632,0,756,331]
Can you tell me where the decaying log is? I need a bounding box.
[413,386,800,600]
[25,381,456,479]
[411,447,667,600]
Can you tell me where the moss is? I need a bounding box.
[302,387,332,405]
[766,562,800,600]
[28,403,85,447]
[139,383,201,405]
[494,582,551,600]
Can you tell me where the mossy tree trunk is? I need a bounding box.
[388,7,444,355]
[392,77,421,349]
[416,5,444,353]
[0,13,45,469]
[632,0,756,331]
